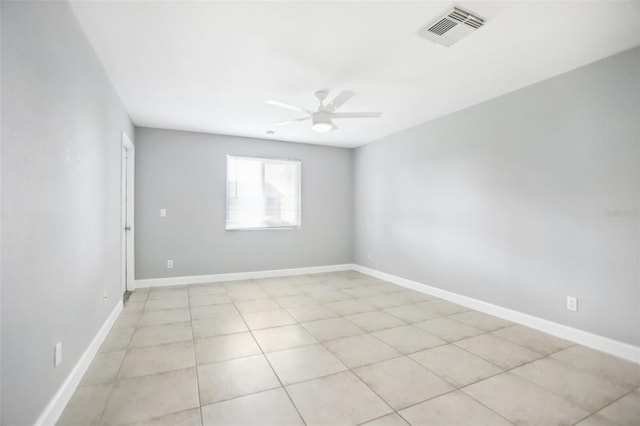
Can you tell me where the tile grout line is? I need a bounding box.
[187,287,206,426]
[96,291,147,425]
[232,289,309,426]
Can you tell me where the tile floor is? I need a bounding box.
[57,271,640,426]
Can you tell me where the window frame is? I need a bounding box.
[225,154,302,231]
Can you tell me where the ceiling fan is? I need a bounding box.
[266,90,382,133]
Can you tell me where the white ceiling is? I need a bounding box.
[69,1,640,148]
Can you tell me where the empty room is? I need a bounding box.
[1,1,639,425]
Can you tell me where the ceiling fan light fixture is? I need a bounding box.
[312,121,332,133]
[312,114,332,133]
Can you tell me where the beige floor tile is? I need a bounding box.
[337,270,365,279]
[124,408,202,426]
[100,328,135,353]
[462,372,587,426]
[201,388,303,426]
[61,272,640,426]
[257,276,290,285]
[275,294,319,308]
[455,334,542,369]
[192,314,248,338]
[551,346,640,390]
[300,283,333,293]
[361,413,410,426]
[373,325,446,354]
[492,325,573,355]
[195,332,261,365]
[56,383,112,425]
[263,285,304,297]
[235,298,281,314]
[398,391,512,426]
[113,312,142,330]
[148,288,189,300]
[131,322,193,348]
[189,294,232,306]
[394,291,434,304]
[354,356,453,410]
[266,344,348,385]
[343,287,386,298]
[417,299,468,315]
[309,290,352,303]
[301,317,366,341]
[411,344,502,388]
[596,389,640,425]
[346,311,406,332]
[80,350,126,385]
[242,309,297,330]
[325,299,376,315]
[119,341,195,379]
[197,355,280,404]
[449,311,513,332]
[225,280,261,292]
[512,358,628,411]
[371,282,406,294]
[229,290,271,302]
[414,318,484,342]
[188,284,227,296]
[286,371,392,425]
[123,301,145,314]
[144,298,189,312]
[324,278,359,290]
[102,368,199,425]
[286,304,339,322]
[384,305,441,323]
[252,324,317,352]
[358,294,408,309]
[128,291,149,303]
[190,303,239,320]
[574,413,620,426]
[324,333,401,368]
[138,308,191,327]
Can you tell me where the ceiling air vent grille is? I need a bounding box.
[419,7,485,47]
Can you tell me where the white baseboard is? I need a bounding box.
[353,264,640,365]
[134,264,354,288]
[35,300,123,426]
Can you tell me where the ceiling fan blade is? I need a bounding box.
[330,112,382,118]
[326,90,355,112]
[267,100,312,114]
[274,116,311,126]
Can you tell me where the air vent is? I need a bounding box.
[419,7,485,47]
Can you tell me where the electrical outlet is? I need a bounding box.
[567,296,578,312]
[54,342,62,367]
[167,260,174,268]
[160,208,167,217]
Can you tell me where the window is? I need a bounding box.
[226,155,301,230]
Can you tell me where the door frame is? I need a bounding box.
[121,131,135,293]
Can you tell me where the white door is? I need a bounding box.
[121,132,135,294]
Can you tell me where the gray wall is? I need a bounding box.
[134,127,353,279]
[1,2,134,424]
[354,47,640,346]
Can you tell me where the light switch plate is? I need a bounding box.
[54,342,62,367]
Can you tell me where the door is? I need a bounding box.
[121,132,135,294]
